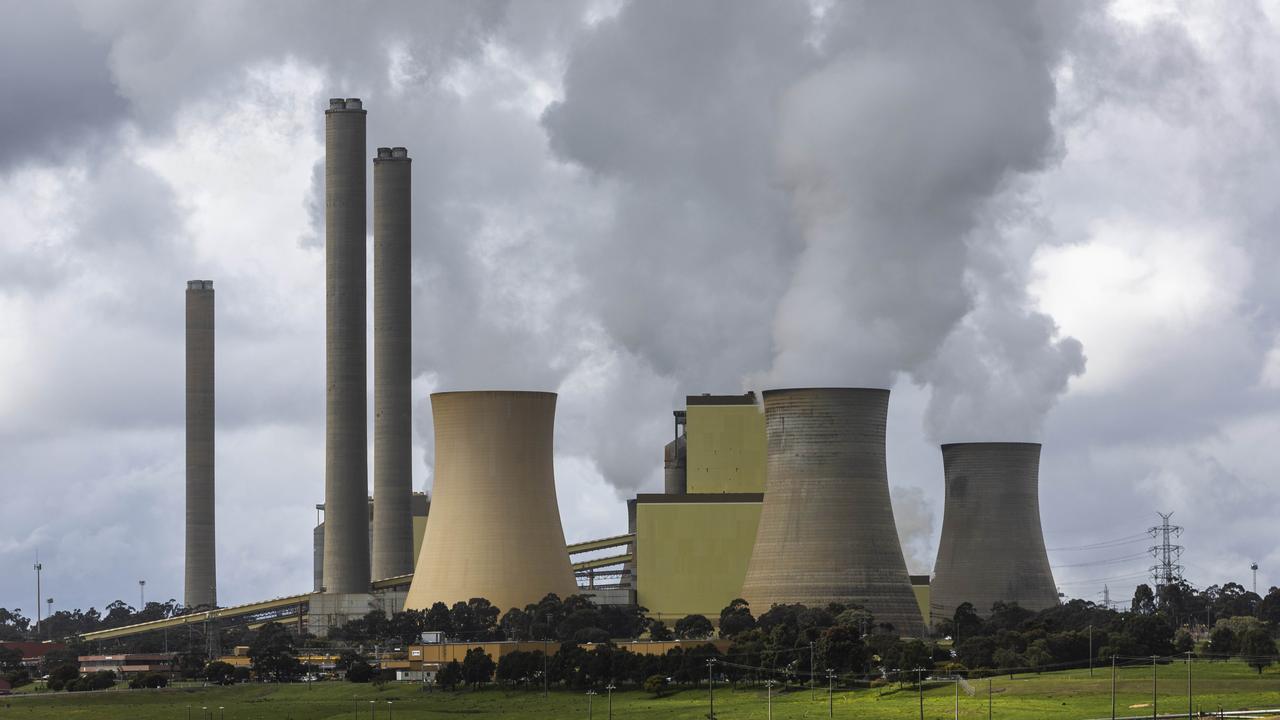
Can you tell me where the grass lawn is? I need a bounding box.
[2,661,1278,719]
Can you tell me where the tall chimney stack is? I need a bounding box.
[185,279,216,608]
[372,146,413,581]
[322,97,370,594]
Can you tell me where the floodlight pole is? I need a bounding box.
[810,641,816,700]
[1186,651,1193,720]
[707,658,716,719]
[1151,655,1158,720]
[827,668,834,718]
[766,678,775,720]
[1111,655,1117,720]
[1089,625,1094,678]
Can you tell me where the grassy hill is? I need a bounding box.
[2,660,1278,719]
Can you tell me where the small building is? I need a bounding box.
[0,641,66,670]
[79,653,176,676]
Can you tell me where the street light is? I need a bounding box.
[370,699,376,719]
[605,682,616,720]
[707,658,716,719]
[586,689,598,719]
[219,707,224,720]
[827,668,835,718]
[766,679,776,720]
[1151,655,1159,720]
[388,700,394,719]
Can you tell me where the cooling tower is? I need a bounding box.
[404,391,578,612]
[185,279,216,609]
[663,434,687,494]
[740,388,925,635]
[371,146,413,581]
[322,97,370,594]
[931,442,1057,620]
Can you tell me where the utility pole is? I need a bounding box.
[586,689,597,719]
[766,678,775,720]
[827,668,834,718]
[1186,651,1193,720]
[810,641,816,700]
[707,659,716,719]
[988,677,993,720]
[33,553,42,638]
[544,613,551,698]
[605,683,615,720]
[954,676,960,720]
[1151,655,1159,720]
[917,668,924,720]
[1089,625,1094,678]
[1111,656,1117,720]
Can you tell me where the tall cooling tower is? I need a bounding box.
[404,391,577,612]
[371,146,413,581]
[185,280,216,609]
[322,97,370,594]
[931,442,1057,619]
[741,388,924,635]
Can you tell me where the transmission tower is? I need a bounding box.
[1148,511,1184,591]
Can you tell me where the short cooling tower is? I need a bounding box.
[404,391,578,613]
[930,442,1057,620]
[741,388,925,635]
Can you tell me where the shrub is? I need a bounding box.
[644,674,668,698]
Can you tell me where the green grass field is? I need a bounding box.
[3,661,1278,719]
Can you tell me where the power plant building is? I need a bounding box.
[635,394,765,620]
[185,280,216,609]
[372,145,414,582]
[322,97,371,595]
[315,493,430,592]
[930,442,1058,620]
[404,391,578,613]
[740,388,926,636]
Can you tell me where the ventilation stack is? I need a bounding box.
[322,97,370,594]
[185,279,216,609]
[741,388,924,635]
[931,442,1057,620]
[663,434,687,494]
[404,391,578,612]
[371,146,413,581]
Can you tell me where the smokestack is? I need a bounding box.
[404,391,578,612]
[322,97,370,594]
[185,279,216,609]
[931,442,1057,619]
[372,146,413,581]
[741,388,925,635]
[663,434,687,494]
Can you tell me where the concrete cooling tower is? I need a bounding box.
[185,280,216,609]
[741,388,925,636]
[404,391,578,613]
[322,97,370,594]
[931,442,1057,620]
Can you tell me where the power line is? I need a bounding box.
[1047,534,1152,552]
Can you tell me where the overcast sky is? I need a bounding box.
[3,0,1279,616]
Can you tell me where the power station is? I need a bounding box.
[157,96,1067,643]
[184,279,216,610]
[404,391,578,612]
[930,442,1058,619]
[741,389,926,636]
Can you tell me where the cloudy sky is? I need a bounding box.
[3,0,1279,616]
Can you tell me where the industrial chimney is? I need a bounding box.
[741,388,925,635]
[185,279,216,609]
[322,97,370,594]
[930,442,1057,620]
[371,146,413,581]
[404,391,578,613]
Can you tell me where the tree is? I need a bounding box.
[719,599,756,639]
[952,602,984,641]
[649,620,674,641]
[203,660,235,685]
[437,659,464,690]
[1239,628,1276,675]
[248,621,300,682]
[462,647,495,687]
[674,614,714,640]
[1023,640,1051,674]
[994,647,1023,678]
[1209,626,1237,656]
[1131,585,1157,615]
[345,660,375,683]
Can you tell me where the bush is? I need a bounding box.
[643,674,668,697]
[869,677,890,688]
[129,673,168,689]
[345,661,375,683]
[232,666,251,683]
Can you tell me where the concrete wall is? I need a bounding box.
[372,146,414,582]
[685,398,765,494]
[741,388,925,636]
[930,442,1058,621]
[635,494,762,621]
[185,280,216,609]
[323,97,371,594]
[404,391,577,613]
